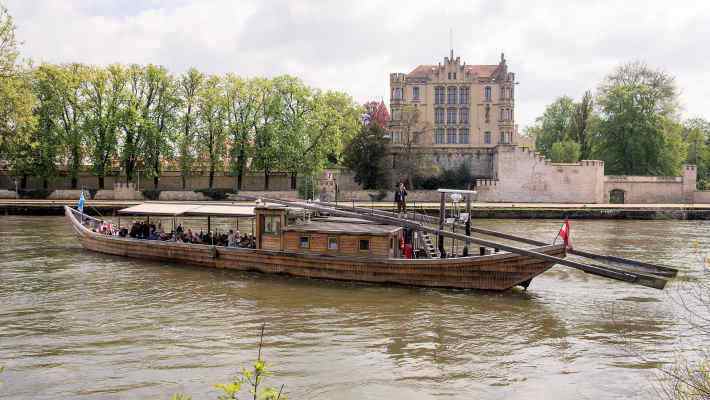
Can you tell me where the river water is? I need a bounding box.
[1,216,709,399]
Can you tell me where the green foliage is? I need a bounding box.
[683,118,710,189]
[169,394,191,400]
[549,140,581,163]
[141,189,161,200]
[593,83,686,175]
[414,162,474,190]
[176,325,287,400]
[342,122,390,190]
[532,96,576,158]
[194,188,231,201]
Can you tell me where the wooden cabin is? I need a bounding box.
[255,205,404,258]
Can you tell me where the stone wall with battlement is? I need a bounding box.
[475,145,605,203]
[602,165,696,203]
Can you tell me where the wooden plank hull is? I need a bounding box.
[65,207,565,291]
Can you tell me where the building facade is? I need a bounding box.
[388,51,523,178]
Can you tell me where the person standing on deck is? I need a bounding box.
[394,182,408,215]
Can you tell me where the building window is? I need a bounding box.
[299,236,310,248]
[392,131,401,144]
[412,86,420,100]
[391,108,401,121]
[459,87,469,104]
[484,131,491,144]
[484,86,491,101]
[435,86,445,104]
[447,128,457,144]
[447,108,457,124]
[435,128,445,144]
[263,215,280,234]
[435,108,444,124]
[500,132,507,144]
[459,128,470,144]
[447,86,457,104]
[500,108,505,121]
[510,86,514,100]
[459,108,469,124]
[453,72,457,80]
[447,72,451,80]
[485,104,490,123]
[328,236,338,250]
[359,239,370,251]
[393,87,402,100]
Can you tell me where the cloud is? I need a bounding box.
[5,0,710,128]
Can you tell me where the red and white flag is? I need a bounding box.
[558,219,572,249]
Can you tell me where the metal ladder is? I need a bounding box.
[420,232,440,259]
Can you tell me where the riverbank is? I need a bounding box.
[3,199,710,219]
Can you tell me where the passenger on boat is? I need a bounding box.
[394,182,408,214]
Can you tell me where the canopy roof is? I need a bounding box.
[118,203,255,217]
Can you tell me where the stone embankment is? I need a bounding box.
[3,197,710,220]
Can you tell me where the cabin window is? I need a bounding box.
[328,236,338,250]
[390,237,394,249]
[299,236,310,248]
[359,239,370,251]
[263,215,281,235]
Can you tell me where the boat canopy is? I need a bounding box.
[118,203,255,217]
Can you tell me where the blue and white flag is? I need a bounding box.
[77,191,85,213]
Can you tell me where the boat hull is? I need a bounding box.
[65,207,565,291]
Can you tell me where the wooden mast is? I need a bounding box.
[240,195,669,289]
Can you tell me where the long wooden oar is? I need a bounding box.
[326,202,678,278]
[242,196,667,290]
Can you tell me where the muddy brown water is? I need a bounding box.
[1,216,709,399]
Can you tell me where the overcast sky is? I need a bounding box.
[5,0,710,129]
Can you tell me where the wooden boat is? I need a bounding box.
[64,204,566,291]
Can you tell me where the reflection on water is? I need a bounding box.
[0,216,709,399]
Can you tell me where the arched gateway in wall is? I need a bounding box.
[609,189,625,204]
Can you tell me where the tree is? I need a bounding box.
[39,64,86,189]
[0,5,35,171]
[571,90,594,160]
[593,83,685,176]
[141,65,178,189]
[549,139,581,163]
[683,118,710,189]
[273,75,312,190]
[363,100,390,129]
[343,122,389,189]
[176,68,203,189]
[393,104,428,187]
[196,75,226,189]
[82,64,125,189]
[251,78,281,190]
[224,74,257,191]
[532,96,576,158]
[599,60,678,117]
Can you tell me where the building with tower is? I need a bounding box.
[388,51,527,179]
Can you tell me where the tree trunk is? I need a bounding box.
[153,176,159,189]
[71,176,78,190]
[264,170,270,191]
[290,172,297,190]
[181,174,187,190]
[98,175,105,190]
[43,178,48,190]
[21,175,27,190]
[209,166,215,189]
[237,172,243,191]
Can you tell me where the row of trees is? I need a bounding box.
[529,61,710,187]
[0,6,362,191]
